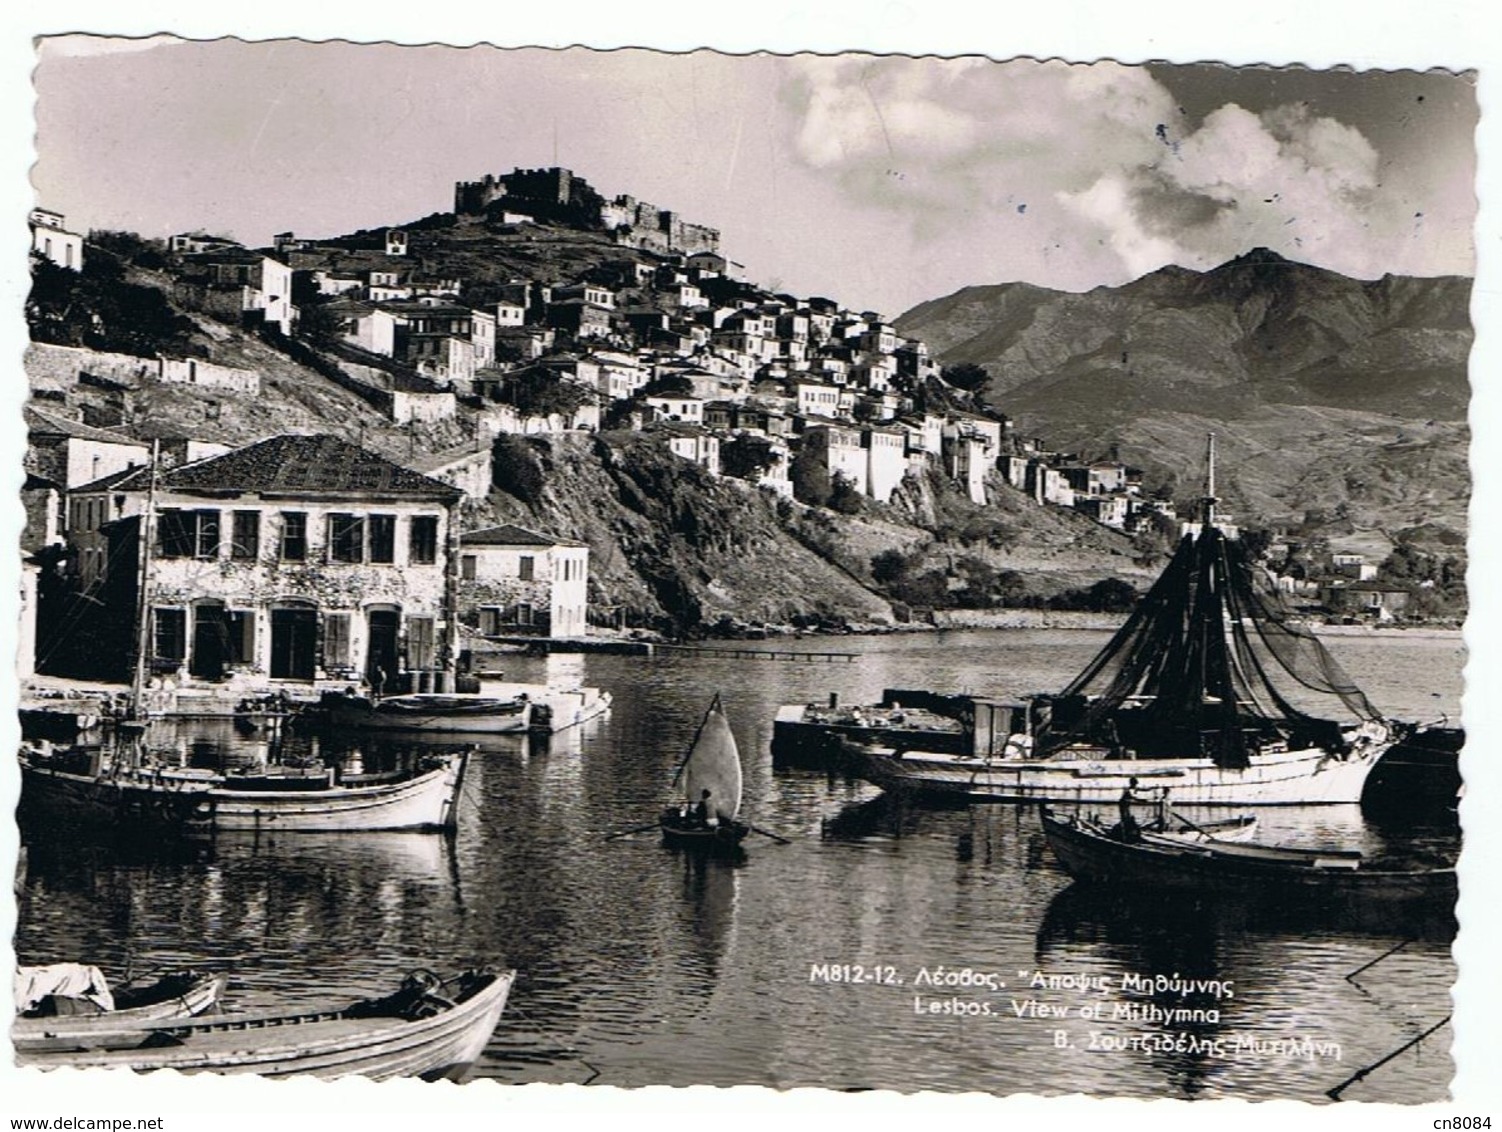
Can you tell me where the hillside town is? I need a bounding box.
[22,168,1434,706]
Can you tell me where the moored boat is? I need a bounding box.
[847,437,1396,806]
[1040,807,1457,904]
[481,681,612,732]
[14,966,228,1053]
[20,746,471,835]
[17,967,516,1081]
[198,750,469,833]
[320,691,534,734]
[660,697,750,854]
[18,746,216,834]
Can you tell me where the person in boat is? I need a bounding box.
[1117,778,1144,842]
[372,666,387,702]
[693,788,713,828]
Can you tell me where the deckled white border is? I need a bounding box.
[2,2,1495,1128]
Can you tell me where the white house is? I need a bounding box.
[29,208,84,271]
[458,524,590,639]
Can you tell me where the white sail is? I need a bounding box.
[682,704,743,821]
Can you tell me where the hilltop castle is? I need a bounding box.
[453,166,720,257]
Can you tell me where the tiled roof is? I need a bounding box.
[70,465,149,494]
[149,435,460,500]
[461,523,584,548]
[25,406,145,447]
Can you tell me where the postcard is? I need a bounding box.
[6,7,1496,1128]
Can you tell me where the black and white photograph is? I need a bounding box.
[4,5,1497,1125]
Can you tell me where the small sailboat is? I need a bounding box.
[660,696,750,853]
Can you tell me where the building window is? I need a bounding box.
[409,516,439,564]
[479,607,500,636]
[323,612,351,668]
[157,509,219,559]
[279,512,308,561]
[519,555,535,582]
[406,616,436,670]
[368,514,396,564]
[227,610,254,664]
[231,511,260,560]
[461,555,477,581]
[516,602,534,627]
[328,513,365,563]
[152,608,187,663]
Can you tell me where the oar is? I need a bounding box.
[605,822,662,841]
[748,823,791,845]
[1166,805,1217,838]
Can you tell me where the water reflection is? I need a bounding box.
[12,630,1461,1099]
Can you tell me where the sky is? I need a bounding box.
[30,38,1478,319]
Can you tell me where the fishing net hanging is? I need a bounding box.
[1037,526,1381,766]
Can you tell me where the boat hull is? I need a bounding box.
[17,969,515,1081]
[203,755,468,833]
[852,739,1387,805]
[481,682,613,733]
[326,694,534,734]
[660,809,749,854]
[14,973,228,1053]
[19,761,215,833]
[1041,809,1457,903]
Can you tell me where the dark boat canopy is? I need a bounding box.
[1036,522,1382,768]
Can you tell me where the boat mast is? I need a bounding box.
[129,439,162,720]
[1201,432,1218,530]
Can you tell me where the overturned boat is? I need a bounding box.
[849,437,1396,805]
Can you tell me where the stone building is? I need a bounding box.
[53,435,462,694]
[458,524,590,639]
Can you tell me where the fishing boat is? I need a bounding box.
[1041,807,1457,904]
[18,967,515,1081]
[20,746,471,834]
[660,696,750,853]
[14,966,228,1053]
[319,691,534,734]
[195,750,470,833]
[847,436,1397,806]
[18,745,217,833]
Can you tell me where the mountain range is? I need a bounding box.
[895,249,1473,555]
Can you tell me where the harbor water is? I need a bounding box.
[13,628,1463,1100]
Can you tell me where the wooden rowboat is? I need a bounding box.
[14,970,228,1053]
[1041,807,1457,904]
[17,968,516,1081]
[322,691,534,734]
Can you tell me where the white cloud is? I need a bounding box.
[782,55,1446,292]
